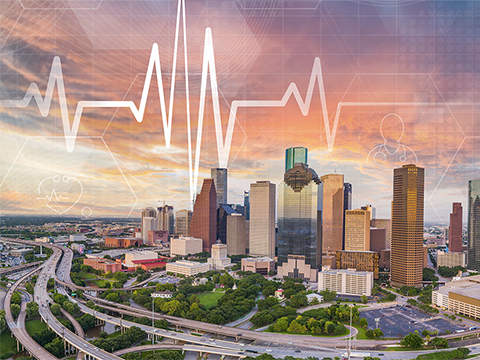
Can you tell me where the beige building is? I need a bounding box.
[142,217,158,244]
[432,275,480,320]
[175,210,192,236]
[345,209,371,251]
[336,250,379,279]
[249,181,276,258]
[320,174,344,254]
[318,269,374,296]
[277,254,317,282]
[208,242,233,270]
[166,260,210,276]
[371,219,391,249]
[227,213,247,255]
[170,236,203,257]
[241,257,275,275]
[437,251,466,268]
[124,251,158,268]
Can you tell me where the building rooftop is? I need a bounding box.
[320,269,372,276]
[450,283,480,300]
[243,257,274,262]
[435,275,480,296]
[172,260,208,267]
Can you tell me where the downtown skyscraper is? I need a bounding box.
[277,162,322,281]
[468,180,480,271]
[211,168,227,208]
[391,164,424,288]
[190,178,217,252]
[285,147,308,172]
[249,181,276,258]
[320,174,344,254]
[449,202,463,253]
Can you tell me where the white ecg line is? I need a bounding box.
[0,0,343,203]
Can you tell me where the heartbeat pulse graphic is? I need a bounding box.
[37,189,69,202]
[0,0,341,203]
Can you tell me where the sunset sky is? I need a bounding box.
[1,0,480,221]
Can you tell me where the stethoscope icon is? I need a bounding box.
[366,113,418,164]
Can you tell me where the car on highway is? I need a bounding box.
[295,350,301,353]
[266,349,272,353]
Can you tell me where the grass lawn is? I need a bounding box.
[107,330,122,338]
[77,271,97,280]
[197,291,224,309]
[0,330,18,356]
[95,279,114,288]
[139,350,185,359]
[25,319,48,335]
[214,288,224,292]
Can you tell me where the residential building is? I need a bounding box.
[190,178,217,252]
[166,260,210,276]
[227,213,247,255]
[335,250,379,279]
[141,207,156,239]
[83,257,122,273]
[449,203,463,253]
[278,163,322,278]
[211,168,228,207]
[344,209,371,251]
[208,242,233,270]
[318,269,374,296]
[320,174,344,254]
[285,146,308,172]
[241,257,275,275]
[306,293,324,303]
[175,210,192,236]
[277,254,317,282]
[391,164,424,288]
[170,236,203,257]
[437,251,466,268]
[249,181,276,258]
[468,180,480,272]
[158,205,175,235]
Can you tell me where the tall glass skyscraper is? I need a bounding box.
[468,180,480,271]
[278,163,322,277]
[285,147,308,172]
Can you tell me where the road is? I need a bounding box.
[227,295,264,327]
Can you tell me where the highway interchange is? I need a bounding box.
[2,238,480,360]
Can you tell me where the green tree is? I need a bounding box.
[44,338,64,358]
[11,303,20,319]
[373,328,383,338]
[319,289,337,302]
[25,282,34,295]
[26,301,39,319]
[359,317,368,328]
[11,292,22,305]
[287,320,307,334]
[401,332,423,348]
[219,273,234,288]
[274,317,289,332]
[421,329,429,337]
[360,295,368,304]
[365,329,375,339]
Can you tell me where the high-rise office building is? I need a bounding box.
[344,183,352,211]
[391,164,424,288]
[468,180,480,271]
[345,209,371,251]
[449,202,463,253]
[211,168,227,208]
[142,217,157,244]
[277,163,322,281]
[244,191,250,221]
[190,178,217,252]
[141,207,157,240]
[371,219,391,249]
[285,147,308,172]
[249,181,276,258]
[227,213,247,255]
[158,205,175,235]
[320,174,344,254]
[175,210,192,236]
[217,204,236,244]
[361,205,376,222]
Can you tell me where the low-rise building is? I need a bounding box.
[318,269,374,296]
[70,234,86,242]
[105,237,142,248]
[306,293,324,303]
[437,251,466,268]
[147,230,169,246]
[275,289,285,300]
[131,258,167,271]
[170,236,203,257]
[124,251,158,268]
[277,254,317,282]
[241,257,275,275]
[83,257,122,273]
[432,275,480,320]
[208,242,233,270]
[166,260,210,276]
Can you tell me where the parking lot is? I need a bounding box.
[360,306,468,337]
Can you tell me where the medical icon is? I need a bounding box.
[36,175,83,214]
[366,113,418,164]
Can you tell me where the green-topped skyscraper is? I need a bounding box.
[285,147,308,172]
